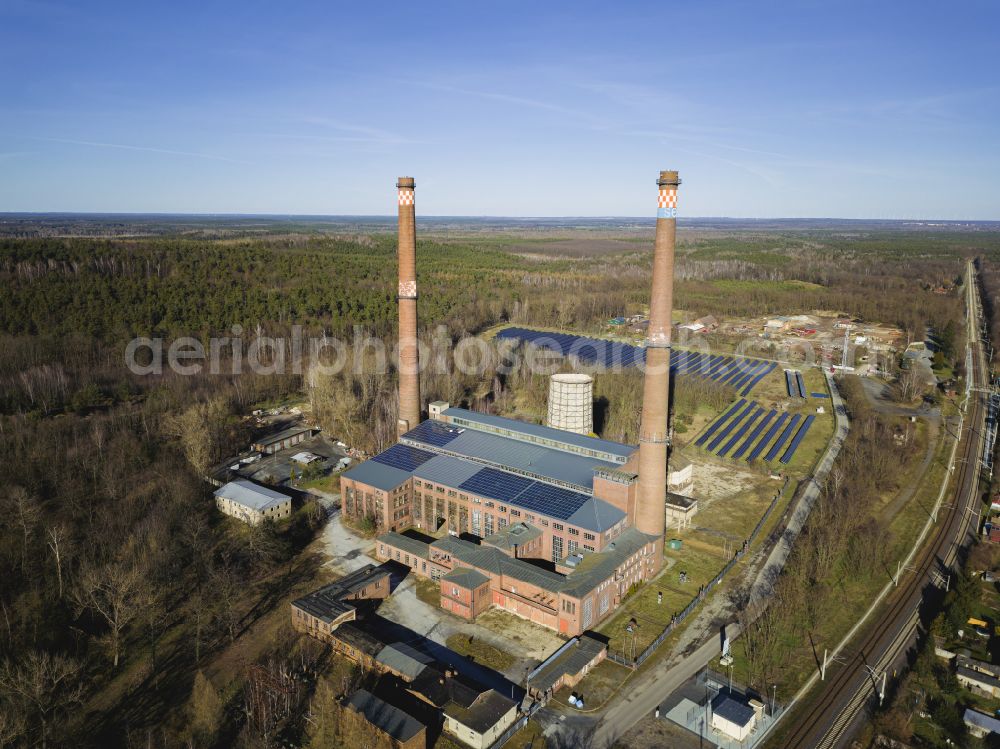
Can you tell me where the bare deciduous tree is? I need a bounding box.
[0,650,83,749]
[73,559,146,668]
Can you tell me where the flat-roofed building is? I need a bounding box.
[711,692,757,741]
[213,479,291,525]
[665,492,698,531]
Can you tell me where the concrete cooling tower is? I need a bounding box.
[546,373,594,435]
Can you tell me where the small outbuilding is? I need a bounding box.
[711,692,757,741]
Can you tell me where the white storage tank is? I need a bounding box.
[546,373,594,435]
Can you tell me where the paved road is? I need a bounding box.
[575,372,851,748]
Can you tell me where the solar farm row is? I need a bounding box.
[695,403,816,465]
[496,327,776,396]
[785,369,807,398]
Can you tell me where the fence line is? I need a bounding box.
[620,477,793,669]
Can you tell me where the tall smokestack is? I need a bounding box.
[397,177,420,437]
[635,170,680,562]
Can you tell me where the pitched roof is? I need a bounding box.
[442,567,490,589]
[444,689,517,735]
[375,643,435,681]
[559,528,657,598]
[381,528,657,599]
[482,522,542,551]
[529,635,607,694]
[213,480,290,511]
[346,689,425,742]
[964,707,1000,733]
[378,532,432,560]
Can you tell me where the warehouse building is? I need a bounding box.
[345,689,427,749]
[251,425,317,455]
[213,479,291,525]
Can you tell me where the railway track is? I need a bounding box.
[776,265,988,748]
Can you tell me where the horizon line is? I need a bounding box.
[2,212,999,224]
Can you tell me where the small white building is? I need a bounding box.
[711,692,757,742]
[443,689,518,749]
[668,451,694,496]
[214,480,291,526]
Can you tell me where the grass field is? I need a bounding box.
[445,634,516,672]
[596,542,730,658]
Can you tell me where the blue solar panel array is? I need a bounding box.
[780,415,815,464]
[695,399,746,447]
[707,401,756,452]
[403,419,463,448]
[795,372,806,399]
[696,403,820,464]
[764,414,802,462]
[719,406,763,457]
[495,327,773,395]
[458,467,533,503]
[747,413,788,463]
[514,483,590,520]
[732,410,775,460]
[372,443,436,472]
[455,466,592,521]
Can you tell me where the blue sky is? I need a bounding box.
[1,0,998,218]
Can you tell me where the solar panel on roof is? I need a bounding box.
[372,443,436,472]
[404,420,463,448]
[513,483,590,521]
[458,467,534,503]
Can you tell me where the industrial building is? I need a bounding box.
[213,479,291,525]
[341,172,682,635]
[251,425,316,454]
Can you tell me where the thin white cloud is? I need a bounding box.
[12,135,253,164]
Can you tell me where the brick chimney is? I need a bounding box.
[397,177,420,437]
[635,170,680,568]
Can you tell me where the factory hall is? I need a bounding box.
[340,172,683,637]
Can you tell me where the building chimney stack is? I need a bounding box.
[635,170,680,564]
[397,177,421,437]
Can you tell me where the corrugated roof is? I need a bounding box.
[442,407,635,461]
[342,460,412,491]
[347,689,425,742]
[213,480,290,511]
[964,707,1000,732]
